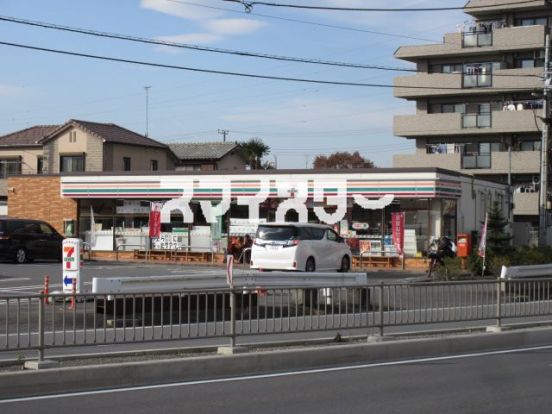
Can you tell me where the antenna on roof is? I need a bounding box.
[144,86,151,137]
[218,129,229,142]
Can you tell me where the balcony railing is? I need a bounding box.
[462,31,493,47]
[463,73,492,88]
[462,154,491,169]
[461,113,492,128]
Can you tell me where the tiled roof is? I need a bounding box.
[168,142,241,160]
[0,125,59,146]
[42,119,169,149]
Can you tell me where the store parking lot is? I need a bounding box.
[0,261,232,296]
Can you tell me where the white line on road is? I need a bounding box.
[2,344,552,404]
[0,278,30,283]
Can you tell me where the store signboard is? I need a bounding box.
[62,238,82,294]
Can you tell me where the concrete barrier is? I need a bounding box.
[1,326,552,399]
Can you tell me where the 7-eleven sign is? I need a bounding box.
[62,238,82,293]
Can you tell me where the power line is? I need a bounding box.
[165,0,441,42]
[0,15,415,72]
[0,38,540,83]
[0,40,501,89]
[223,0,540,13]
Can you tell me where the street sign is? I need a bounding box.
[62,238,82,293]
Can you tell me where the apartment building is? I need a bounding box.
[393,0,552,244]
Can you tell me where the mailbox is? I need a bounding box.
[456,233,471,258]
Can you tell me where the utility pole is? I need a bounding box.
[539,32,551,247]
[144,86,151,137]
[218,129,229,142]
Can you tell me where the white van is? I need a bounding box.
[250,223,352,272]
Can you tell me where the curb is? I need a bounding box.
[1,326,552,399]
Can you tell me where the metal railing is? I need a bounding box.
[2,278,552,361]
[461,113,492,128]
[462,31,493,47]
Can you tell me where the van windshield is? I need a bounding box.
[256,225,298,241]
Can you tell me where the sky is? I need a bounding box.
[0,0,467,168]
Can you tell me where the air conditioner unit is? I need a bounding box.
[533,175,540,185]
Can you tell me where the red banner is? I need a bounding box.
[392,212,405,255]
[148,202,163,238]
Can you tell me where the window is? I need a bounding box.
[69,131,77,143]
[37,157,43,175]
[461,142,491,169]
[150,160,158,171]
[60,155,85,172]
[0,159,22,178]
[515,17,548,26]
[123,157,131,171]
[442,103,466,113]
[463,63,493,87]
[326,230,338,242]
[520,140,541,151]
[442,64,463,74]
[514,51,545,68]
[39,223,54,235]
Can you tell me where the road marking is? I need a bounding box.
[0,278,31,283]
[1,344,552,404]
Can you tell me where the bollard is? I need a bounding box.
[43,275,49,305]
[68,278,77,309]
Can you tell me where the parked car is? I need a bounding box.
[0,218,64,263]
[250,223,351,272]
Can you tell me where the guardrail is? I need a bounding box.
[501,264,552,279]
[1,278,552,362]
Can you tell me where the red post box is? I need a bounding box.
[456,233,471,258]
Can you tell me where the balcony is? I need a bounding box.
[394,67,542,99]
[464,0,547,16]
[393,149,540,175]
[395,25,545,61]
[394,110,542,137]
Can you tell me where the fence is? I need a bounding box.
[2,278,552,361]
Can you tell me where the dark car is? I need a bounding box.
[0,218,64,263]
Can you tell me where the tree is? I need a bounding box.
[239,138,270,170]
[486,200,512,255]
[313,151,375,169]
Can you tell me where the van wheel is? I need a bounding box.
[305,257,316,272]
[339,256,350,273]
[15,248,27,264]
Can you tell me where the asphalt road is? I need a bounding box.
[2,346,552,413]
[0,260,424,295]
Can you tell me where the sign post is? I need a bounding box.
[62,238,82,294]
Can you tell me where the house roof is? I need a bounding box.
[42,119,169,149]
[168,142,242,160]
[0,125,59,146]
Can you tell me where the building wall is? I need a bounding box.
[216,152,247,170]
[0,147,43,197]
[105,143,175,171]
[7,175,77,235]
[53,128,103,172]
[456,175,507,233]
